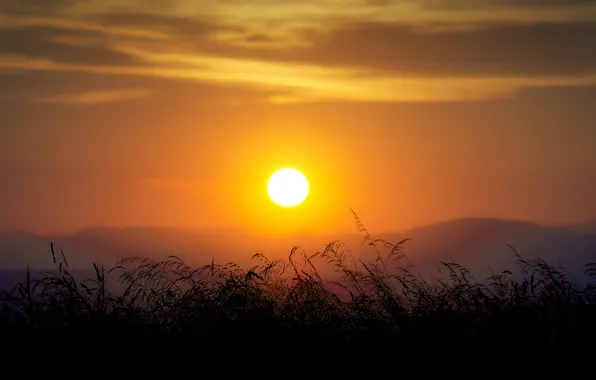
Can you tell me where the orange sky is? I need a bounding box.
[1,0,596,236]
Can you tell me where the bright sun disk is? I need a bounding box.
[267,168,309,207]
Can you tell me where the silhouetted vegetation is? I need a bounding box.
[2,212,596,361]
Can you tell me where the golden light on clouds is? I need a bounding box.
[0,14,167,39]
[107,0,596,25]
[3,53,596,103]
[37,88,153,105]
[1,0,595,104]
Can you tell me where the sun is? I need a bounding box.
[267,168,309,207]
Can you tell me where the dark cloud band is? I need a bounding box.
[267,21,596,77]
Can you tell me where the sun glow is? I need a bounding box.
[267,168,309,207]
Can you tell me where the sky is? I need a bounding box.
[1,0,596,236]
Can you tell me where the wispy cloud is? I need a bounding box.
[0,14,167,39]
[2,1,596,104]
[37,88,153,105]
[3,54,596,103]
[133,0,596,25]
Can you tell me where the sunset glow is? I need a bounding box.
[0,0,594,237]
[2,0,596,357]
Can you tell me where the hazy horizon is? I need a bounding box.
[5,215,595,278]
[3,213,595,237]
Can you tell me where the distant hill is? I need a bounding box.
[567,220,596,234]
[377,218,596,283]
[1,218,596,291]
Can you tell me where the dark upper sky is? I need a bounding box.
[1,0,595,235]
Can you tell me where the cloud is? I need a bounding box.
[89,12,234,36]
[2,53,596,103]
[2,2,596,104]
[3,5,596,78]
[0,14,168,39]
[268,21,596,77]
[419,0,596,8]
[37,88,153,105]
[4,0,596,24]
[0,0,76,15]
[50,10,596,78]
[7,13,596,78]
[0,26,145,66]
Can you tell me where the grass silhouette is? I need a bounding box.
[2,212,596,361]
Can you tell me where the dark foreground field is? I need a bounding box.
[2,226,596,363]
